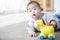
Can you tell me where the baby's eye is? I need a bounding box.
[34,9,36,10]
[28,10,32,12]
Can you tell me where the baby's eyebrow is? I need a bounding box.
[28,7,37,11]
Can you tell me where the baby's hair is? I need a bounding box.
[27,1,43,11]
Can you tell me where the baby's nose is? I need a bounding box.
[32,10,35,13]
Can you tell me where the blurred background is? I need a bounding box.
[0,0,60,40]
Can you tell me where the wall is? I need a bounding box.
[54,0,60,12]
[0,0,29,12]
[0,0,60,12]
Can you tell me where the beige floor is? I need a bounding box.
[0,12,60,40]
[0,12,30,27]
[0,21,60,40]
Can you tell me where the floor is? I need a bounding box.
[0,12,60,40]
[0,21,60,40]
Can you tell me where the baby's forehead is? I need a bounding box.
[27,3,39,10]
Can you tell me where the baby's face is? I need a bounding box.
[27,3,41,19]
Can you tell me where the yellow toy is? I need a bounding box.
[34,19,55,40]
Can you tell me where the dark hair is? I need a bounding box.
[27,1,43,11]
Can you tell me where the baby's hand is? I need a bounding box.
[31,32,36,37]
[28,30,37,37]
[50,20,57,31]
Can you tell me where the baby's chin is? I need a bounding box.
[32,16,37,19]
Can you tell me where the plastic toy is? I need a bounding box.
[34,19,55,40]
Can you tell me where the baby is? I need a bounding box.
[26,1,57,37]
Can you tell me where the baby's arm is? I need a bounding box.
[50,20,57,31]
[27,30,36,37]
[47,14,57,31]
[44,13,57,31]
[26,20,37,37]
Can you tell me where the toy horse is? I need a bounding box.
[34,20,55,40]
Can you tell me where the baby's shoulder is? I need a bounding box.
[28,18,35,23]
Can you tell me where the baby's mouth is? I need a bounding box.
[33,14,36,16]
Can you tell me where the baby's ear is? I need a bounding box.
[41,8,43,11]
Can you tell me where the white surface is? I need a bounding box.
[0,0,29,12]
[54,0,60,12]
[0,12,30,27]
